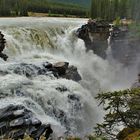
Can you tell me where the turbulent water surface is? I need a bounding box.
[0,17,138,137]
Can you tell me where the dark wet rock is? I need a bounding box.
[9,117,41,129]
[0,53,8,61]
[10,63,53,78]
[52,62,82,81]
[77,24,90,41]
[30,124,53,139]
[46,101,68,127]
[0,70,9,76]
[45,124,53,139]
[0,109,25,122]
[8,61,82,82]
[1,104,25,113]
[48,67,59,77]
[15,89,25,97]
[9,129,25,140]
[68,94,80,102]
[63,66,82,82]
[0,122,8,134]
[0,32,8,61]
[56,86,68,92]
[37,68,48,75]
[12,63,40,78]
[10,117,25,128]
[111,26,128,40]
[53,62,69,76]
[68,94,82,115]
[31,118,42,127]
[0,92,9,99]
[43,62,53,69]
[0,105,53,139]
[28,126,37,135]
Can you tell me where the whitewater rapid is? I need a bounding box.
[0,17,138,137]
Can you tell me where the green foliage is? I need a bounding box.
[0,0,87,17]
[48,0,91,8]
[95,88,140,139]
[113,17,121,26]
[90,0,140,21]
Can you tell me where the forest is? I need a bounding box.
[90,0,140,21]
[0,0,87,17]
[0,0,140,21]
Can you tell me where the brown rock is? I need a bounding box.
[116,127,138,140]
[53,62,69,75]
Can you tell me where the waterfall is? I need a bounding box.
[0,17,137,137]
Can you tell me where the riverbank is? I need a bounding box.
[28,12,87,18]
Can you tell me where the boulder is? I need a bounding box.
[63,66,82,82]
[43,62,53,69]
[53,62,69,76]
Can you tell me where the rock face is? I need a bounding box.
[0,32,8,61]
[53,62,69,76]
[110,26,140,66]
[76,20,110,59]
[62,66,82,82]
[77,20,140,66]
[0,105,53,139]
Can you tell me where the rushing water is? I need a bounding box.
[0,17,138,137]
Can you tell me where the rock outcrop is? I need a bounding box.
[8,61,82,82]
[76,20,110,59]
[77,20,140,66]
[0,105,53,139]
[0,32,8,61]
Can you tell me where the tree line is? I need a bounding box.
[0,0,87,17]
[90,0,140,21]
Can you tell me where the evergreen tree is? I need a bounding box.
[95,88,140,139]
[90,0,140,21]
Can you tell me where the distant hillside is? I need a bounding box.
[0,0,89,17]
[48,0,91,8]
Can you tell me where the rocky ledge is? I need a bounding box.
[7,61,82,82]
[0,105,53,140]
